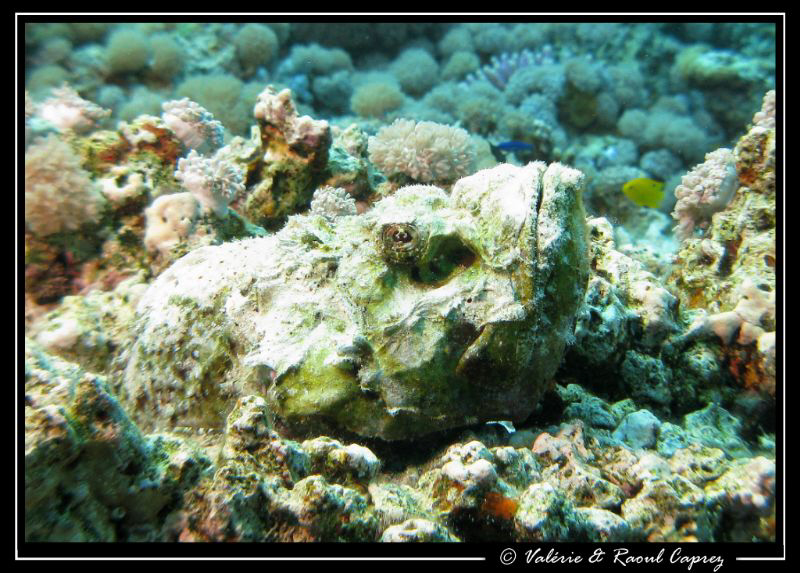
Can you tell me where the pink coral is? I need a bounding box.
[672,148,739,240]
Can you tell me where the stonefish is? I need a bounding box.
[124,162,589,440]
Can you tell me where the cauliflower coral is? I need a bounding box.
[25,135,105,236]
[672,147,739,240]
[368,118,475,183]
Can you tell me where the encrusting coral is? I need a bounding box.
[667,90,776,398]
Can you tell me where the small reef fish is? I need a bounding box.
[489,140,535,162]
[622,177,666,208]
[486,420,517,434]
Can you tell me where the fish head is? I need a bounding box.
[278,162,588,439]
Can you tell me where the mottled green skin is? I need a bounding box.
[124,163,589,440]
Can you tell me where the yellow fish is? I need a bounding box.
[622,178,665,208]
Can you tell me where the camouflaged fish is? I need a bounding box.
[123,162,589,440]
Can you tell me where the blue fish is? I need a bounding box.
[494,141,535,152]
[489,140,535,162]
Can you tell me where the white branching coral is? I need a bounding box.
[36,84,110,133]
[368,119,476,183]
[162,98,224,152]
[672,148,739,240]
[309,186,357,220]
[174,149,245,216]
[25,135,105,236]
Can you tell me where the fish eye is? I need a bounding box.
[378,223,425,264]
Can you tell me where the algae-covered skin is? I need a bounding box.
[123,162,589,440]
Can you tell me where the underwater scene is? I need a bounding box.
[22,20,778,545]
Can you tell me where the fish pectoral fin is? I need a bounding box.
[455,323,495,375]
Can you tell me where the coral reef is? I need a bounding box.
[24,89,266,317]
[25,339,211,541]
[23,22,778,546]
[174,395,380,541]
[464,47,557,91]
[161,98,224,152]
[174,149,244,216]
[350,81,406,119]
[25,134,106,237]
[234,23,279,76]
[26,340,775,542]
[36,84,110,133]
[667,90,776,400]
[391,48,440,96]
[143,192,200,255]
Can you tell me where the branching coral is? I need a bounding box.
[174,149,245,216]
[463,46,557,91]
